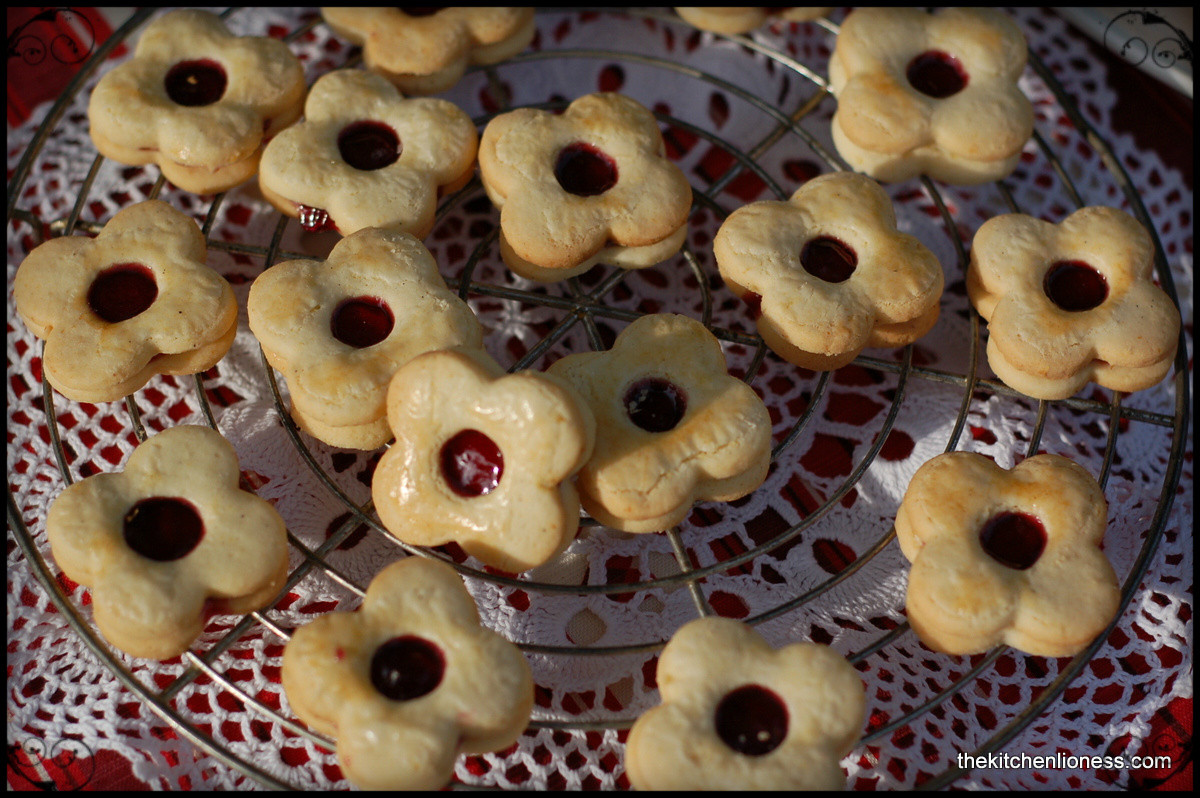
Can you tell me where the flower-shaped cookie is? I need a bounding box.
[321,7,536,95]
[247,228,483,450]
[895,452,1120,657]
[371,348,596,573]
[258,69,479,238]
[281,556,534,791]
[828,7,1034,184]
[674,7,831,34]
[713,171,944,371]
[478,92,693,282]
[45,425,289,660]
[546,314,772,533]
[967,206,1181,400]
[87,9,306,195]
[626,616,865,791]
[13,200,238,403]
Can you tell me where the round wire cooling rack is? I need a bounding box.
[6,7,1192,791]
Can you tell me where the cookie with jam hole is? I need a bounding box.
[478,92,692,281]
[258,68,478,239]
[828,7,1033,184]
[371,347,595,573]
[547,313,772,533]
[45,426,289,660]
[895,451,1120,657]
[247,228,483,450]
[714,171,943,371]
[281,556,533,791]
[966,206,1180,400]
[626,616,865,791]
[87,9,305,195]
[13,200,237,403]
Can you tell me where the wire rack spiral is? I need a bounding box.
[7,7,1191,791]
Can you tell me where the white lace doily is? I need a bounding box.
[7,7,1193,791]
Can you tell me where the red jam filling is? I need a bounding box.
[402,7,445,16]
[554,142,618,196]
[624,377,687,433]
[906,50,968,99]
[800,235,857,284]
[742,290,764,320]
[297,204,337,233]
[1043,260,1108,312]
[714,684,789,756]
[441,429,504,497]
[370,635,445,701]
[164,59,228,107]
[330,296,394,348]
[979,511,1046,571]
[87,262,158,323]
[122,497,205,562]
[338,120,401,171]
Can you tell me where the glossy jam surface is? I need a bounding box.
[1043,260,1108,312]
[370,635,445,701]
[554,142,618,196]
[979,511,1046,571]
[297,204,337,233]
[441,429,504,497]
[330,297,394,348]
[338,121,401,171]
[714,684,789,757]
[624,377,687,433]
[123,497,205,562]
[164,59,228,107]
[800,236,857,284]
[87,262,158,323]
[906,50,968,99]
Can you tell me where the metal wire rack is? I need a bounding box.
[6,7,1190,790]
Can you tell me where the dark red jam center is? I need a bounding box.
[1043,260,1109,312]
[623,377,687,433]
[87,262,158,323]
[554,142,618,197]
[979,511,1046,571]
[164,59,228,107]
[742,290,764,320]
[330,296,394,348]
[714,684,789,757]
[800,235,857,283]
[441,429,504,497]
[906,50,968,99]
[338,120,401,171]
[402,7,445,16]
[297,204,337,233]
[370,635,445,701]
[122,497,205,562]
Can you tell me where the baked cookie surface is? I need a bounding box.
[87,8,306,195]
[895,452,1121,657]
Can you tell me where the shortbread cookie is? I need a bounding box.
[546,314,772,533]
[87,9,305,195]
[828,7,1033,184]
[626,616,865,791]
[281,556,534,791]
[371,348,596,573]
[321,7,536,95]
[714,171,944,371]
[895,452,1120,657]
[13,200,237,403]
[966,206,1181,400]
[478,92,693,282]
[45,425,289,660]
[258,69,479,238]
[674,7,831,34]
[247,228,483,450]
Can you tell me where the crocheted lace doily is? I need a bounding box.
[7,7,1192,791]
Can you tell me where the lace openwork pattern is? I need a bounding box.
[7,8,1192,790]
